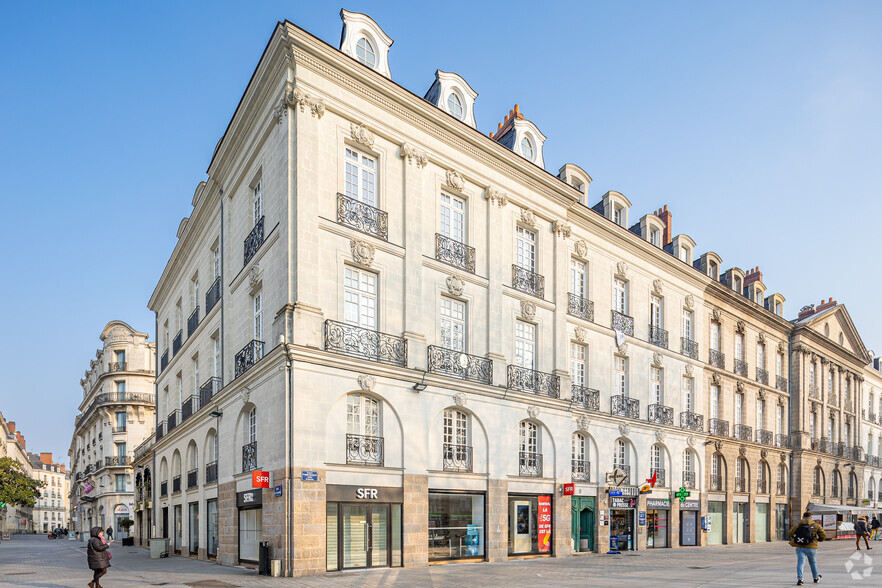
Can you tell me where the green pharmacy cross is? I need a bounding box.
[675,487,691,502]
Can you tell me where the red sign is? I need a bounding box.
[562,483,575,496]
[538,495,552,553]
[252,470,270,488]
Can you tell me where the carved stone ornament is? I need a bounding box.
[816,458,822,466]
[687,435,696,447]
[400,142,429,168]
[618,423,631,437]
[714,440,724,452]
[357,374,376,392]
[736,381,744,393]
[811,352,817,362]
[520,300,537,321]
[736,320,746,334]
[819,357,828,365]
[780,452,787,463]
[453,392,467,407]
[446,169,465,192]
[810,402,817,414]
[350,122,374,148]
[350,239,375,267]
[685,364,694,376]
[484,186,508,208]
[655,429,666,443]
[760,449,768,459]
[574,239,588,258]
[777,342,785,354]
[846,372,852,381]
[739,445,747,457]
[829,409,836,419]
[520,208,537,228]
[248,264,262,293]
[712,308,722,322]
[652,279,663,295]
[446,274,464,297]
[757,332,766,344]
[242,388,251,405]
[617,342,629,356]
[527,405,540,419]
[574,326,587,343]
[777,395,785,407]
[652,352,663,367]
[711,373,722,386]
[285,85,325,118]
[577,415,590,431]
[757,389,766,401]
[615,261,628,279]
[552,220,572,238]
[685,294,695,309]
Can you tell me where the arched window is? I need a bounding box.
[446,92,463,119]
[614,439,629,482]
[442,409,470,472]
[757,461,768,494]
[346,394,382,466]
[735,457,748,492]
[650,445,665,487]
[813,467,823,496]
[848,472,857,500]
[683,450,695,489]
[520,135,534,161]
[355,37,376,68]
[868,478,876,500]
[831,470,841,498]
[518,421,541,477]
[711,453,724,491]
[572,433,588,481]
[777,463,786,495]
[248,408,257,444]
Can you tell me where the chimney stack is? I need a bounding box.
[656,205,673,246]
[7,421,15,433]
[816,297,837,313]
[744,267,763,286]
[40,452,52,465]
[15,431,25,450]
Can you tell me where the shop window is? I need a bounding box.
[428,492,485,560]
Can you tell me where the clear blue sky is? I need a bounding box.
[2,1,881,464]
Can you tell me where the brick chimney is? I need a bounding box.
[797,304,816,320]
[15,431,25,450]
[743,266,763,286]
[7,421,15,433]
[816,297,837,313]
[40,452,53,465]
[656,205,672,246]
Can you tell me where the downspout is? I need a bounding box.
[154,310,159,538]
[219,194,225,388]
[788,333,794,527]
[284,343,294,576]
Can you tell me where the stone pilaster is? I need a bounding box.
[670,499,681,548]
[553,492,571,556]
[487,478,508,561]
[402,474,428,567]
[290,465,326,577]
[217,480,237,567]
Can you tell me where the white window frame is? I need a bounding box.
[253,291,263,342]
[650,295,662,330]
[651,366,663,404]
[343,267,378,330]
[440,192,466,243]
[515,320,536,370]
[735,333,744,361]
[570,342,586,387]
[439,297,466,352]
[443,409,469,447]
[682,377,694,412]
[682,309,693,340]
[570,258,587,299]
[252,180,262,226]
[613,279,628,315]
[519,421,538,454]
[344,147,377,207]
[735,393,743,426]
[711,322,721,352]
[515,226,536,272]
[614,355,628,397]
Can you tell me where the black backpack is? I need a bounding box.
[792,523,816,545]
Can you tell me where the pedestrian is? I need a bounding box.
[855,516,872,550]
[871,515,881,540]
[105,526,113,541]
[87,526,111,588]
[789,511,826,585]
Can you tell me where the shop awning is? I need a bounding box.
[807,503,878,515]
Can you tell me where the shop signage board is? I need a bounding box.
[538,496,551,552]
[252,470,270,488]
[679,500,700,511]
[326,484,404,502]
[646,499,670,509]
[611,497,637,509]
[237,489,263,508]
[114,504,129,514]
[301,471,318,482]
[562,483,575,496]
[607,486,638,497]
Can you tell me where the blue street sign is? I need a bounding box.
[609,490,623,497]
[301,470,318,482]
[638,511,646,527]
[273,485,283,497]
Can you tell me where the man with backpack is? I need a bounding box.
[789,511,827,585]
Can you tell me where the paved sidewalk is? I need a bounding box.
[0,534,877,587]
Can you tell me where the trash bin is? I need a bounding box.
[270,559,282,577]
[149,537,169,558]
[258,541,270,575]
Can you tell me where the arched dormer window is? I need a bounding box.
[446,92,463,120]
[339,10,394,79]
[355,36,376,68]
[520,135,534,161]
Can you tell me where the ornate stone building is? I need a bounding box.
[29,453,70,533]
[0,412,35,534]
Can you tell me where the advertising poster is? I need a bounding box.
[538,496,551,552]
[822,515,836,530]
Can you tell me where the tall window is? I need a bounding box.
[683,450,693,477]
[650,366,663,404]
[252,180,262,225]
[115,474,126,493]
[710,385,720,420]
[828,416,834,441]
[176,300,183,332]
[115,350,126,364]
[344,147,377,206]
[756,398,765,430]
[570,259,587,299]
[253,291,263,342]
[569,343,586,387]
[193,358,199,396]
[845,378,851,406]
[735,333,744,361]
[711,322,721,351]
[515,321,535,370]
[682,310,693,340]
[192,276,199,312]
[650,295,662,330]
[757,343,765,369]
[613,205,624,227]
[572,433,586,464]
[614,356,628,396]
[116,443,126,457]
[682,377,694,412]
[649,227,661,247]
[347,394,380,437]
[440,298,466,351]
[115,411,126,429]
[248,408,257,444]
[650,445,662,473]
[613,279,628,314]
[213,337,220,378]
[810,412,816,440]
[776,353,783,378]
[520,421,538,454]
[734,394,743,426]
[177,374,183,407]
[614,439,627,469]
[213,246,221,280]
[845,421,851,446]
[440,193,465,243]
[515,226,536,272]
[827,370,833,397]
[343,267,377,330]
[810,363,816,391]
[776,405,784,436]
[443,409,468,447]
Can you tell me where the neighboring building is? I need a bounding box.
[0,413,35,534]
[862,358,882,507]
[68,321,155,539]
[29,453,70,532]
[131,434,154,547]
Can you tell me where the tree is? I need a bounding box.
[0,457,44,509]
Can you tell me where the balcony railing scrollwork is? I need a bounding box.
[680,337,698,359]
[611,310,634,336]
[325,320,407,367]
[648,403,674,425]
[571,385,600,411]
[205,276,221,313]
[775,434,791,449]
[205,461,218,484]
[167,410,180,433]
[567,293,594,322]
[107,361,127,372]
[507,365,560,398]
[756,367,769,386]
[346,434,383,466]
[776,376,788,391]
[512,264,545,298]
[519,451,543,478]
[172,475,181,494]
[242,441,258,472]
[244,215,265,265]
[683,471,696,489]
[235,340,265,378]
[708,418,729,437]
[187,307,199,337]
[572,459,590,482]
[434,233,475,273]
[442,443,472,473]
[181,395,199,422]
[610,395,640,419]
[734,476,746,492]
[199,377,222,407]
[679,411,704,432]
[648,325,669,349]
[161,350,169,372]
[337,194,388,240]
[756,429,773,446]
[734,359,748,377]
[105,456,129,467]
[427,345,492,385]
[173,330,183,356]
[709,349,725,369]
[187,469,198,489]
[734,424,753,442]
[650,468,666,487]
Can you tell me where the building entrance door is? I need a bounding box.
[341,503,391,569]
[611,510,634,551]
[579,508,595,552]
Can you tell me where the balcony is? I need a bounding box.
[507,365,560,398]
[734,424,753,442]
[614,464,631,484]
[160,481,168,497]
[205,276,221,314]
[199,377,222,407]
[734,476,746,492]
[234,339,265,378]
[187,469,198,489]
[345,434,383,466]
[512,264,544,298]
[172,330,183,356]
[648,325,669,349]
[610,395,640,419]
[683,471,696,489]
[571,385,600,411]
[324,320,407,367]
[442,443,472,473]
[112,425,127,434]
[427,345,492,385]
[848,446,863,461]
[757,478,768,494]
[155,422,164,441]
[680,411,704,432]
[708,349,725,369]
[756,367,769,386]
[187,307,199,337]
[708,418,729,437]
[756,429,773,446]
[242,440,258,471]
[172,475,181,493]
[819,437,831,454]
[567,293,594,322]
[107,361,127,373]
[205,461,218,484]
[244,215,265,265]
[809,386,820,400]
[681,337,698,360]
[812,483,822,496]
[572,459,590,482]
[434,233,475,273]
[161,349,169,372]
[611,310,634,336]
[648,403,674,426]
[651,468,666,487]
[775,434,791,449]
[167,410,180,433]
[776,376,787,391]
[181,395,199,422]
[733,359,748,377]
[105,456,129,467]
[519,451,543,477]
[833,442,846,457]
[777,481,787,495]
[337,194,388,240]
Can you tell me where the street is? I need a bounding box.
[0,535,876,587]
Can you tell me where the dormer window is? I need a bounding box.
[447,93,463,119]
[708,261,718,280]
[572,180,584,193]
[355,37,376,68]
[679,247,690,263]
[734,276,742,293]
[755,290,762,304]
[614,205,624,227]
[650,228,661,247]
[775,301,782,316]
[520,136,534,160]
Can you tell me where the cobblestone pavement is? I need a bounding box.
[0,534,877,587]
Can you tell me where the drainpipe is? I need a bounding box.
[284,341,294,576]
[154,310,159,538]
[788,334,795,527]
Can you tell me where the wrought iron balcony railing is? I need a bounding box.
[775,434,791,449]
[161,349,169,372]
[519,451,543,477]
[105,456,129,467]
[734,424,753,442]
[234,339,265,377]
[242,441,257,472]
[757,478,768,494]
[819,437,831,454]
[107,361,127,372]
[848,446,862,461]
[648,403,674,425]
[833,442,846,457]
[756,367,769,386]
[512,264,544,298]
[708,349,725,369]
[324,320,406,367]
[111,425,127,434]
[734,359,748,377]
[187,469,198,489]
[708,418,729,437]
[809,386,820,400]
[244,215,265,265]
[187,307,199,337]
[199,377,222,407]
[681,337,698,360]
[572,459,590,482]
[205,461,217,484]
[346,434,383,466]
[611,395,640,419]
[648,325,669,349]
[507,365,560,398]
[567,293,594,322]
[167,409,180,433]
[434,233,475,273]
[777,481,786,495]
[427,345,492,384]
[756,429,773,446]
[812,483,822,496]
[172,330,183,356]
[337,194,388,240]
[571,385,600,411]
[651,468,666,487]
[160,481,168,497]
[611,310,634,336]
[680,411,704,432]
[181,395,199,422]
[155,422,164,442]
[172,475,181,493]
[683,471,696,489]
[776,376,787,391]
[734,476,746,492]
[205,276,221,313]
[442,443,472,473]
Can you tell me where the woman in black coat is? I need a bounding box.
[87,526,111,588]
